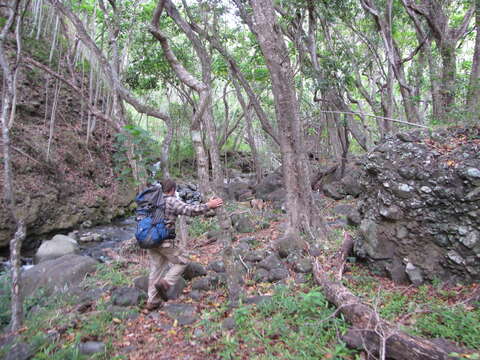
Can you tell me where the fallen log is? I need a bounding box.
[312,236,475,360]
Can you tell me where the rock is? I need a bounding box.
[167,278,187,300]
[232,214,255,234]
[268,268,289,282]
[183,262,207,280]
[293,259,312,274]
[244,295,272,305]
[461,231,480,249]
[253,268,269,283]
[465,187,480,201]
[393,183,415,199]
[133,276,149,293]
[78,341,106,355]
[294,273,309,284]
[191,277,212,291]
[405,263,423,286]
[353,127,480,284]
[379,205,403,220]
[208,260,225,273]
[386,258,409,284]
[236,242,251,253]
[274,232,301,259]
[206,230,222,241]
[163,303,198,326]
[190,290,202,301]
[112,287,145,307]
[239,236,256,245]
[243,250,266,263]
[263,188,285,203]
[227,182,253,201]
[34,234,78,264]
[347,208,362,226]
[22,254,98,298]
[254,171,283,199]
[341,171,364,197]
[258,254,283,271]
[323,182,346,200]
[466,168,480,179]
[78,233,104,243]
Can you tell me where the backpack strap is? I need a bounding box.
[151,187,165,225]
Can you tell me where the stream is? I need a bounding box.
[0,217,137,272]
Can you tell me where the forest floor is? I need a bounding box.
[1,198,480,359]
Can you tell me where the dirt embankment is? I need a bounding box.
[0,41,135,251]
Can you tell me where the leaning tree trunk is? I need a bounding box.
[248,0,328,240]
[0,0,26,332]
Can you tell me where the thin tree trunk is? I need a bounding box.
[161,121,173,179]
[46,78,60,161]
[0,0,25,332]
[466,1,480,121]
[233,79,262,183]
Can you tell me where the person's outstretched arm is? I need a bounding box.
[165,196,223,217]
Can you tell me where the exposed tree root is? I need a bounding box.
[311,234,474,360]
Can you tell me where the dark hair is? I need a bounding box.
[161,179,176,193]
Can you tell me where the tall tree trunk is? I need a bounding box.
[151,0,241,304]
[466,1,480,121]
[402,0,474,121]
[160,122,173,179]
[361,0,420,124]
[247,0,328,240]
[232,79,262,183]
[0,0,26,332]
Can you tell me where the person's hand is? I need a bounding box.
[207,197,223,209]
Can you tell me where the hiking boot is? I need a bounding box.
[155,279,171,301]
[145,301,162,311]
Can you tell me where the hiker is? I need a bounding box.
[145,179,224,310]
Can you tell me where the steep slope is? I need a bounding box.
[0,38,135,250]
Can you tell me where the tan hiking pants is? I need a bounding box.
[147,242,189,305]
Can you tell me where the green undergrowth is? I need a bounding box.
[344,263,480,350]
[0,262,138,360]
[200,285,360,359]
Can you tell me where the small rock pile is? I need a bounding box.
[352,127,480,284]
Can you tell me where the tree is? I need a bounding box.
[0,0,27,331]
[402,0,475,121]
[150,0,242,304]
[238,0,329,240]
[466,0,480,120]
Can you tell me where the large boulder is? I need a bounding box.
[34,234,78,264]
[22,254,98,298]
[254,169,283,200]
[353,127,480,285]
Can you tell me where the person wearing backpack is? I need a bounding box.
[145,179,223,310]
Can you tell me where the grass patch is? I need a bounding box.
[410,305,480,349]
[188,216,220,238]
[344,263,480,351]
[202,285,358,359]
